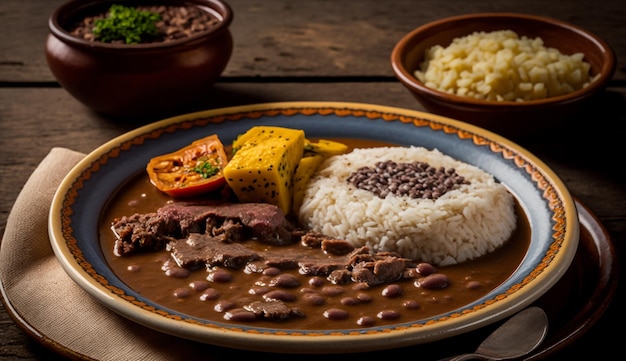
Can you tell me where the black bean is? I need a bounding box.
[173,288,190,298]
[340,297,358,306]
[415,273,449,289]
[321,285,345,296]
[347,160,470,200]
[377,310,400,320]
[323,308,349,320]
[357,316,376,327]
[214,300,236,312]
[416,262,437,276]
[302,293,325,306]
[71,5,220,43]
[403,300,420,309]
[352,282,370,291]
[189,280,210,291]
[199,288,220,301]
[224,308,258,322]
[382,284,403,298]
[356,293,372,303]
[263,290,296,302]
[165,267,190,278]
[269,274,300,288]
[466,280,482,290]
[308,276,325,287]
[249,286,271,295]
[207,269,233,283]
[127,264,141,272]
[262,267,281,276]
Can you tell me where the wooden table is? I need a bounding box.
[1,0,624,359]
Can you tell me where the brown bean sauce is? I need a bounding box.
[98,139,530,330]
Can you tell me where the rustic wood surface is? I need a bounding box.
[1,0,625,360]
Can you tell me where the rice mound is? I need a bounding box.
[297,146,517,266]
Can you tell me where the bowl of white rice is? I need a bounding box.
[391,13,615,138]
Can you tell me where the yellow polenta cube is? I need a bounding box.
[224,126,305,214]
[292,155,325,213]
[293,139,350,213]
[303,139,349,157]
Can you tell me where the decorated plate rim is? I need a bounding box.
[48,101,579,353]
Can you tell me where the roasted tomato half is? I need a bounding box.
[146,134,228,197]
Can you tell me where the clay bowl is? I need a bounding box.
[45,0,233,118]
[391,13,616,138]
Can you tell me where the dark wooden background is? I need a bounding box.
[1,0,625,360]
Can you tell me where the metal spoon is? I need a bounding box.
[441,307,549,361]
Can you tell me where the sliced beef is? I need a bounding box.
[112,201,416,287]
[264,244,348,275]
[301,232,355,255]
[243,300,301,320]
[299,231,328,248]
[260,252,301,270]
[158,202,294,244]
[351,257,408,286]
[345,246,374,263]
[112,202,294,256]
[321,238,355,255]
[327,269,352,284]
[157,202,294,244]
[167,231,408,287]
[168,233,260,269]
[297,257,348,276]
[206,218,245,243]
[351,263,379,285]
[111,213,178,256]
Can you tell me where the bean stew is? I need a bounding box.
[98,139,530,330]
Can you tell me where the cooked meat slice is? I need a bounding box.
[168,233,260,269]
[327,269,352,284]
[112,201,295,256]
[243,300,295,320]
[300,232,355,255]
[298,257,347,276]
[321,238,354,255]
[113,202,417,288]
[158,202,294,244]
[111,212,177,256]
[351,257,407,286]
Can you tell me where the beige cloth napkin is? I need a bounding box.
[0,147,232,360]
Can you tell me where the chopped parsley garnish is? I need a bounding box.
[192,159,220,178]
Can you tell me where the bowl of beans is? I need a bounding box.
[391,13,616,138]
[45,0,234,118]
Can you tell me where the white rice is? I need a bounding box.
[297,146,517,266]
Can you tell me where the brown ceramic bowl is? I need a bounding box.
[391,13,616,138]
[45,0,233,118]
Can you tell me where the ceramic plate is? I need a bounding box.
[48,102,579,353]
